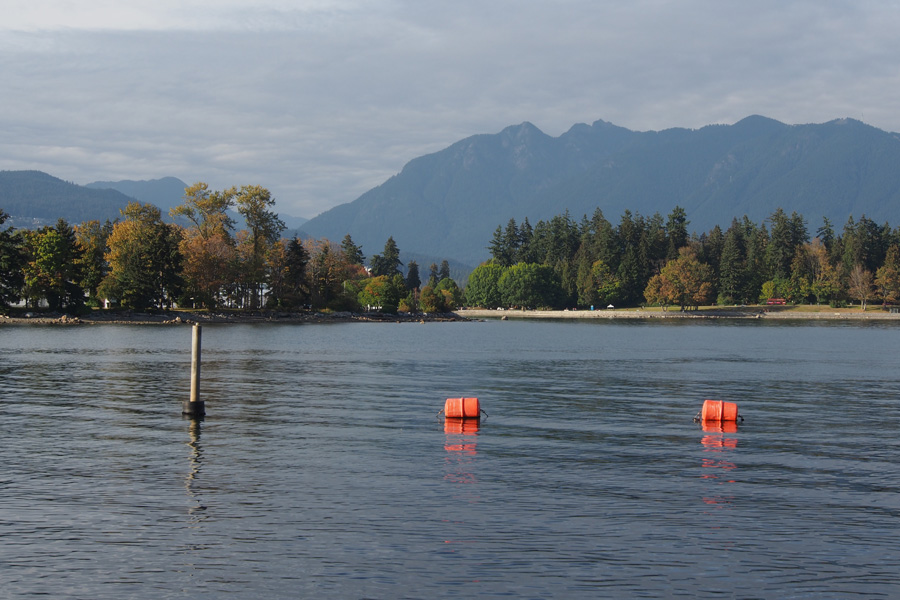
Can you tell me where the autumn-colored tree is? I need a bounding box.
[644,247,713,310]
[99,202,183,310]
[170,182,237,308]
[420,284,446,313]
[797,239,842,305]
[304,238,366,310]
[848,264,874,310]
[875,245,900,306]
[170,182,236,239]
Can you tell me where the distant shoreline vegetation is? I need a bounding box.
[2,193,899,316]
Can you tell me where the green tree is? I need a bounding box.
[465,263,505,308]
[370,236,402,278]
[358,274,404,313]
[0,210,24,310]
[341,234,365,266]
[405,260,421,291]
[665,205,689,259]
[438,260,451,281]
[23,220,85,311]
[497,263,564,309]
[420,284,449,313]
[266,237,309,308]
[592,259,622,306]
[717,220,746,304]
[75,220,112,306]
[435,277,463,309]
[235,185,285,308]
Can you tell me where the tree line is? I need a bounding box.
[4,188,900,315]
[468,207,900,310]
[0,182,462,314]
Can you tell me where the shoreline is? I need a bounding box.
[0,309,468,326]
[3,305,899,325]
[456,307,900,321]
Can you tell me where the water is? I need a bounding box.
[1,319,899,599]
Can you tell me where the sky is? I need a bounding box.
[2,0,900,220]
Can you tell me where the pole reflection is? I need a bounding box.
[700,420,738,508]
[185,417,207,524]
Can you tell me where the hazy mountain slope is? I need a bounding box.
[0,170,134,228]
[86,176,189,213]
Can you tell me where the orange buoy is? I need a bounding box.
[700,399,740,422]
[443,397,481,419]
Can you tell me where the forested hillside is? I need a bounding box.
[0,171,134,228]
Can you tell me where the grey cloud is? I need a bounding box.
[2,1,899,219]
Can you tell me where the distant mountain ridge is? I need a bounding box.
[301,116,900,267]
[0,170,136,228]
[1,173,308,231]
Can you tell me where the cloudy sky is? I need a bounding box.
[2,0,899,219]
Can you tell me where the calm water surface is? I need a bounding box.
[1,319,899,599]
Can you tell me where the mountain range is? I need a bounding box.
[4,115,900,270]
[300,115,900,267]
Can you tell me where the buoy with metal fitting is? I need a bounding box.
[438,397,488,419]
[694,399,742,423]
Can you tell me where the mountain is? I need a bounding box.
[86,176,189,213]
[301,116,900,267]
[0,170,135,228]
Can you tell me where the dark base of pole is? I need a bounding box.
[182,400,205,417]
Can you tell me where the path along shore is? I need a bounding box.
[457,307,900,321]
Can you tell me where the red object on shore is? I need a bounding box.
[701,399,740,422]
[444,397,481,419]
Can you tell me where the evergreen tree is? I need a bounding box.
[438,260,451,281]
[370,236,402,277]
[405,260,421,291]
[718,220,746,304]
[0,210,24,310]
[341,234,365,266]
[427,262,439,288]
[665,206,689,259]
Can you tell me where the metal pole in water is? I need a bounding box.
[183,324,205,417]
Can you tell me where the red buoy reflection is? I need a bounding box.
[444,418,478,484]
[700,420,738,507]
